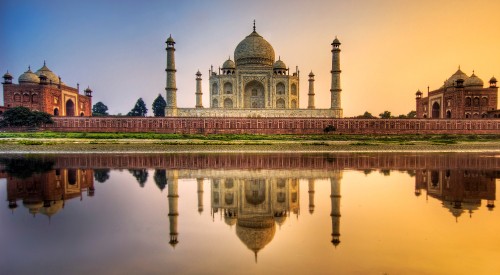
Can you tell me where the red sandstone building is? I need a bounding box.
[1,62,93,116]
[415,68,498,119]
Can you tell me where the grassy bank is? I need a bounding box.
[0,131,499,143]
[0,131,498,153]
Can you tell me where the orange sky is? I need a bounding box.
[1,0,499,116]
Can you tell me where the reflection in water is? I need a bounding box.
[210,177,301,260]
[94,169,110,183]
[2,167,94,218]
[415,169,497,221]
[0,153,498,273]
[167,170,179,247]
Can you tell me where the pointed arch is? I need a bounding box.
[66,99,75,116]
[431,102,440,118]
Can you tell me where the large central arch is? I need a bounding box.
[66,99,75,116]
[432,102,440,118]
[244,80,265,108]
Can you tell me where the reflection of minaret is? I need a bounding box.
[308,179,315,214]
[167,170,179,247]
[330,171,342,247]
[197,178,204,214]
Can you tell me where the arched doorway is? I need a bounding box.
[212,83,219,95]
[67,169,77,185]
[224,82,233,94]
[212,99,218,108]
[276,82,285,95]
[446,110,451,118]
[431,102,440,118]
[53,108,59,116]
[291,84,297,95]
[276,98,285,108]
[244,80,265,108]
[244,179,266,205]
[66,99,75,116]
[224,98,233,108]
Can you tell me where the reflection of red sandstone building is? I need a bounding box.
[415,68,498,118]
[1,62,93,116]
[2,169,94,218]
[414,169,496,221]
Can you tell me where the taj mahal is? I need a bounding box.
[165,22,343,118]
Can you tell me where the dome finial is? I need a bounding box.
[253,20,256,32]
[43,60,46,66]
[28,65,31,71]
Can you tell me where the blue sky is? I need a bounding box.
[2,0,499,116]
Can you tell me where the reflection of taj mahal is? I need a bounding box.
[165,170,344,258]
[211,178,300,259]
[165,22,343,118]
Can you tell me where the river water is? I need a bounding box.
[0,153,499,274]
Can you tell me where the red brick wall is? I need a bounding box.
[42,117,500,135]
[42,153,500,171]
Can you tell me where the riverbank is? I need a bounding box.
[0,137,498,153]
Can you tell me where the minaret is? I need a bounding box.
[197,178,204,213]
[308,71,315,109]
[165,35,177,115]
[167,170,179,247]
[195,70,203,108]
[330,37,342,115]
[308,179,315,214]
[330,171,342,247]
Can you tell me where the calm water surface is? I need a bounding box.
[1,153,499,275]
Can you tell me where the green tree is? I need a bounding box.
[129,169,148,187]
[407,110,417,118]
[92,102,109,116]
[127,98,148,116]
[379,111,392,119]
[154,169,167,191]
[0,157,55,179]
[152,94,166,117]
[357,111,375,119]
[94,169,111,183]
[0,106,53,127]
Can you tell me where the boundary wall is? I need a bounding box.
[42,117,500,135]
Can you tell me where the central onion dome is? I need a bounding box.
[35,62,60,85]
[445,68,469,88]
[234,30,275,67]
[236,217,276,259]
